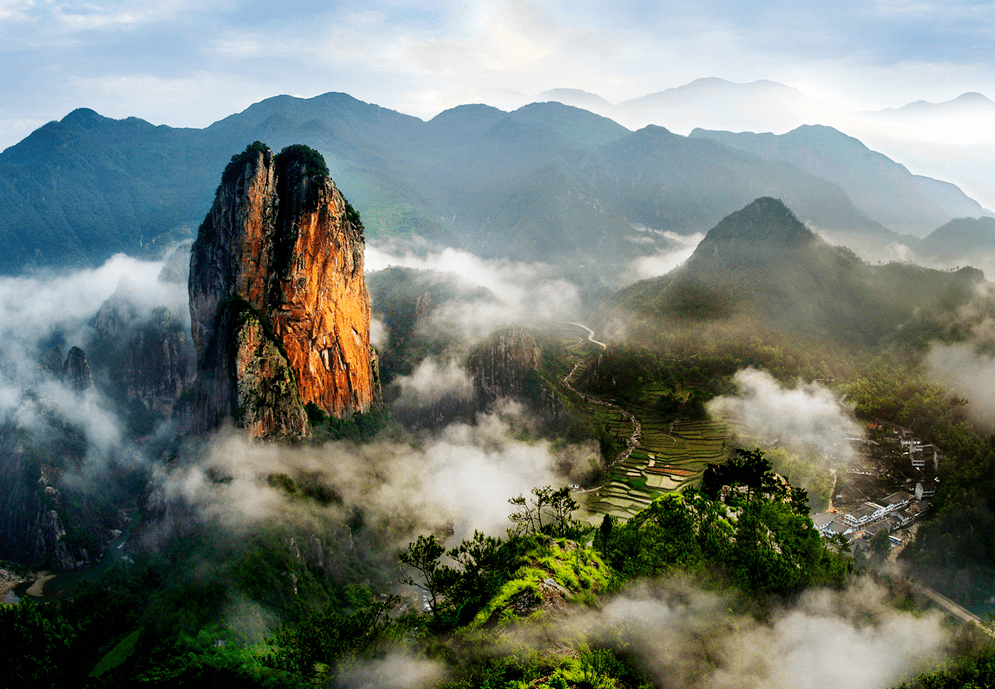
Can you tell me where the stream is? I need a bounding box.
[12,510,138,601]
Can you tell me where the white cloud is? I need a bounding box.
[564,577,948,689]
[366,245,581,341]
[336,649,447,689]
[707,368,863,465]
[160,402,584,541]
[628,230,704,281]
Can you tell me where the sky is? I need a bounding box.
[3,0,995,138]
[4,0,995,203]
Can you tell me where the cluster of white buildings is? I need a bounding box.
[812,425,942,552]
[813,490,929,544]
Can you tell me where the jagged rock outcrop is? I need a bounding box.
[188,143,378,437]
[467,327,571,428]
[121,308,196,419]
[89,273,197,424]
[63,347,93,391]
[0,397,118,570]
[158,242,192,284]
[468,327,543,401]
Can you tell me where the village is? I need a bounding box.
[812,422,941,557]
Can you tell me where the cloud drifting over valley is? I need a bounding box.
[0,253,187,475]
[927,344,995,429]
[559,577,948,689]
[366,245,582,341]
[628,229,705,281]
[158,401,590,543]
[707,368,863,464]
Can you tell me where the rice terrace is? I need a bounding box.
[556,324,731,523]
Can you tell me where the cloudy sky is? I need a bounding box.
[2,0,994,152]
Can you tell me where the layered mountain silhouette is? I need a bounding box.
[0,91,986,277]
[615,198,983,346]
[689,125,989,237]
[918,217,995,264]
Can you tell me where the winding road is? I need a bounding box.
[558,322,641,468]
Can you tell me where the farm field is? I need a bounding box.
[578,385,730,523]
[546,326,731,524]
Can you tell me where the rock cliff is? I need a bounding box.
[62,346,93,391]
[0,396,122,571]
[467,327,571,428]
[188,143,378,437]
[88,270,197,425]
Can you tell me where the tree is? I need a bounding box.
[398,534,458,619]
[870,529,892,560]
[508,486,579,537]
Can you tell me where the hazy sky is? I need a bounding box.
[2,0,994,151]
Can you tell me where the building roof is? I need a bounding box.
[882,492,913,506]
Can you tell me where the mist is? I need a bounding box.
[0,253,184,353]
[557,577,948,689]
[627,229,705,281]
[366,244,583,341]
[159,400,589,544]
[927,344,995,429]
[707,369,863,464]
[389,357,475,414]
[334,649,447,689]
[0,252,190,479]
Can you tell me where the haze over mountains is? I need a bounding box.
[534,78,995,215]
[1,86,993,281]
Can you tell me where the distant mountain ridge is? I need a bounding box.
[688,125,990,237]
[0,90,986,277]
[615,198,984,346]
[919,217,995,264]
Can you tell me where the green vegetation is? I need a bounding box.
[892,646,995,689]
[221,140,269,187]
[0,453,865,688]
[274,143,330,180]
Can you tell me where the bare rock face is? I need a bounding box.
[467,326,571,428]
[468,327,543,402]
[189,143,378,437]
[89,276,197,424]
[121,308,196,419]
[63,346,93,391]
[0,398,112,571]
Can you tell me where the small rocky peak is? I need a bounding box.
[158,242,192,285]
[63,346,93,391]
[149,306,173,332]
[684,197,820,272]
[703,197,815,247]
[414,291,436,321]
[94,278,142,339]
[467,326,543,401]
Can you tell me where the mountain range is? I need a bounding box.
[614,197,983,348]
[1,90,991,280]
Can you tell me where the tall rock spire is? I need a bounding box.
[188,142,378,437]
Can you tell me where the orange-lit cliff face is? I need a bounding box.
[189,144,376,436]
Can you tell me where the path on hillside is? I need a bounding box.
[915,584,995,637]
[558,323,640,468]
[563,322,607,350]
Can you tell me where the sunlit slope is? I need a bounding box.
[615,197,983,348]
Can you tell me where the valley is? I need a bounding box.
[2,98,995,689]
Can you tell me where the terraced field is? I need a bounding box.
[579,419,729,521]
[578,385,730,523]
[547,324,731,523]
